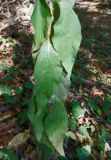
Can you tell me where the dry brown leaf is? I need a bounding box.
[0,111,16,122]
[0,118,17,132]
[8,130,30,149]
[91,87,104,96]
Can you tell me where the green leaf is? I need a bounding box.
[34,41,62,115]
[14,87,23,94]
[79,126,90,138]
[0,150,7,159]
[64,0,76,7]
[18,112,29,125]
[53,0,81,76]
[71,74,81,85]
[24,81,33,90]
[103,100,111,123]
[40,141,53,160]
[76,145,91,160]
[29,41,67,141]
[87,100,102,116]
[0,149,18,160]
[53,0,75,7]
[31,0,51,60]
[68,118,76,130]
[23,98,31,105]
[5,96,18,104]
[72,101,85,120]
[6,149,18,160]
[29,41,69,156]
[66,131,76,140]
[28,97,44,141]
[45,97,67,156]
[0,62,10,71]
[9,68,18,74]
[98,127,111,151]
[100,127,111,139]
[0,85,12,96]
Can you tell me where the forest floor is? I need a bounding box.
[0,0,111,159]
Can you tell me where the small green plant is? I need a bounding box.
[28,0,81,159]
[0,148,18,160]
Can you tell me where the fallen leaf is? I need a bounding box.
[8,130,30,149]
[91,87,104,96]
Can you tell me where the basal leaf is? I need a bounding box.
[45,97,68,156]
[28,97,44,141]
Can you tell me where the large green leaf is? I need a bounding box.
[53,0,81,76]
[34,41,62,115]
[45,97,67,156]
[64,0,76,7]
[29,41,67,142]
[31,0,51,60]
